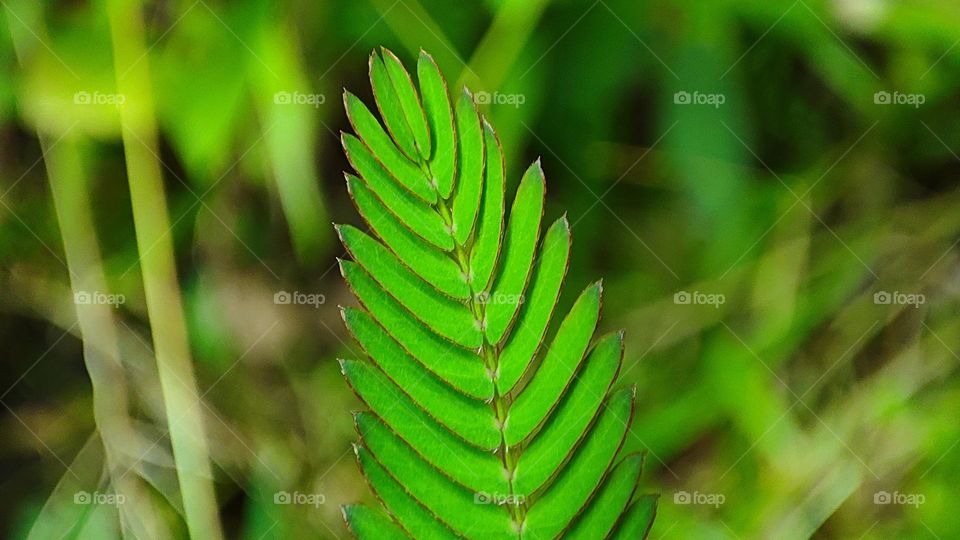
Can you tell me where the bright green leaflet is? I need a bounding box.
[345,175,468,299]
[496,216,570,394]
[369,52,418,160]
[484,162,545,344]
[344,366,508,494]
[342,505,408,540]
[380,47,431,157]
[565,454,644,539]
[417,51,457,199]
[504,282,602,446]
[610,495,658,539]
[340,260,491,400]
[512,332,623,496]
[339,225,481,348]
[342,308,499,450]
[338,48,655,539]
[452,88,485,245]
[354,447,458,539]
[469,122,505,292]
[342,134,452,250]
[344,91,435,203]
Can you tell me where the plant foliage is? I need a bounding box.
[337,48,657,539]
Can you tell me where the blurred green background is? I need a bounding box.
[2,0,960,538]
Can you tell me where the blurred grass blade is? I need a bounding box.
[104,0,223,537]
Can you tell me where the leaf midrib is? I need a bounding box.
[425,160,528,533]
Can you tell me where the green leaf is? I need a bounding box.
[496,216,570,393]
[349,403,507,496]
[417,51,457,199]
[512,331,622,496]
[342,308,500,450]
[609,495,658,540]
[369,51,418,161]
[504,282,602,446]
[468,122,505,291]
[345,175,469,299]
[484,161,545,344]
[357,413,516,539]
[381,47,431,158]
[338,225,482,348]
[452,88,485,245]
[344,91,436,203]
[339,260,492,400]
[342,134,452,251]
[342,504,410,540]
[565,454,644,539]
[523,386,636,539]
[338,49,655,539]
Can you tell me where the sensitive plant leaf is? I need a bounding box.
[468,122,506,291]
[341,504,409,540]
[344,91,436,204]
[353,450,456,539]
[484,161,545,344]
[496,216,570,393]
[339,225,481,348]
[452,88,485,245]
[342,134,452,250]
[565,454,644,539]
[345,175,469,299]
[609,495,659,540]
[345,373,507,495]
[339,260,492,400]
[342,308,499,450]
[504,282,602,445]
[381,47,432,158]
[338,48,655,540]
[369,52,418,161]
[417,51,457,198]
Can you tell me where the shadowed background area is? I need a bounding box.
[2,0,960,538]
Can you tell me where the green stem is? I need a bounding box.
[104,0,224,538]
[433,193,527,533]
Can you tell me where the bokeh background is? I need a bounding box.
[2,0,960,538]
